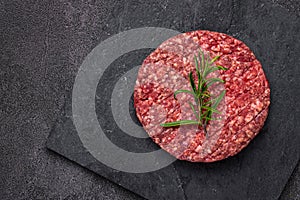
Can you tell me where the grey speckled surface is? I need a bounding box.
[0,0,299,199]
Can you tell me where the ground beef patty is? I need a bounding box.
[134,30,270,162]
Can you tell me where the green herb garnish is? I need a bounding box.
[160,50,227,135]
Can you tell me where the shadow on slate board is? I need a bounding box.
[47,0,300,199]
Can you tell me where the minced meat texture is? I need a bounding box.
[134,30,270,162]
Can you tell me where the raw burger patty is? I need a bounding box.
[134,30,270,162]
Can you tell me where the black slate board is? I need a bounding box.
[47,0,300,199]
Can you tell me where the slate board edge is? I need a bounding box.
[46,123,299,200]
[45,143,145,200]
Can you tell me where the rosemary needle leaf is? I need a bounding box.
[203,66,217,77]
[197,73,202,94]
[203,99,213,106]
[203,53,210,78]
[174,89,195,99]
[194,55,202,93]
[206,77,224,87]
[201,93,210,98]
[212,90,226,109]
[210,55,220,64]
[201,105,221,114]
[189,72,197,93]
[203,116,223,121]
[194,55,199,72]
[216,65,228,70]
[188,102,200,120]
[160,120,199,127]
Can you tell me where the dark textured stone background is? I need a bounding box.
[0,0,299,199]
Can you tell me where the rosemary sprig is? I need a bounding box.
[160,50,227,135]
